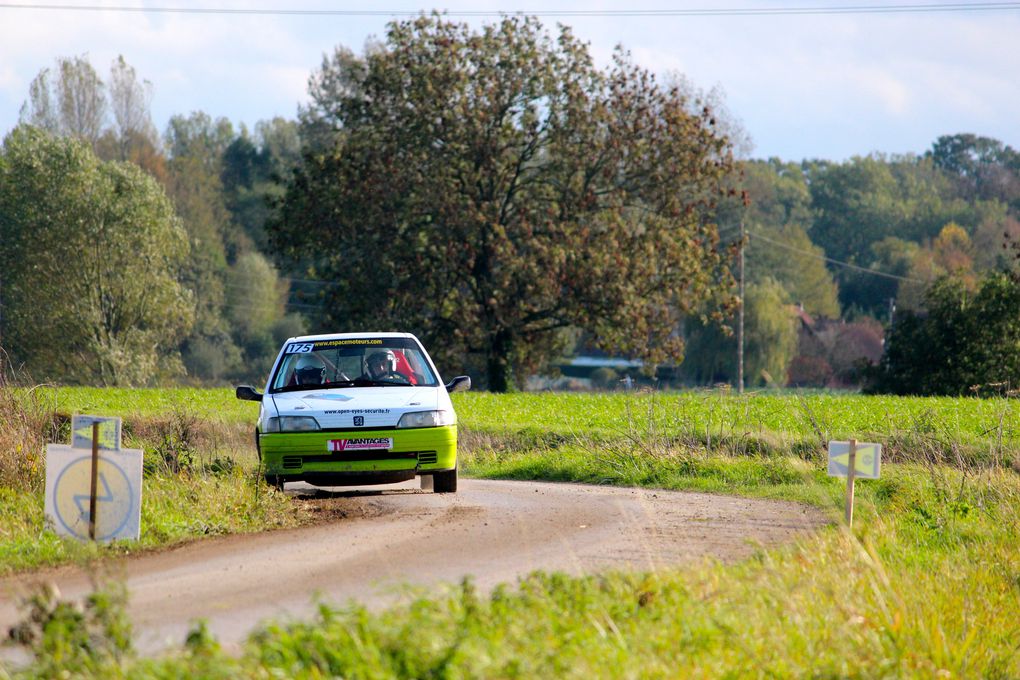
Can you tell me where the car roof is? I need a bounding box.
[285,331,418,343]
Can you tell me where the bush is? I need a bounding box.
[869,273,1020,395]
[786,355,832,387]
[0,364,59,490]
[8,579,133,676]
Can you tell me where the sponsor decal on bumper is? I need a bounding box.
[328,438,393,452]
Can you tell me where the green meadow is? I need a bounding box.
[2,386,1019,677]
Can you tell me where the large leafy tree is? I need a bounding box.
[274,15,739,390]
[224,251,306,381]
[0,126,193,384]
[165,112,306,383]
[930,133,1020,209]
[739,160,840,318]
[743,278,798,386]
[746,224,840,318]
[738,161,840,318]
[20,55,106,146]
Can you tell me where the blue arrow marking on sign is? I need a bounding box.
[72,473,114,521]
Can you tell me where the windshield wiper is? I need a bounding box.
[352,377,410,387]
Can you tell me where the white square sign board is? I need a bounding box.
[44,444,143,542]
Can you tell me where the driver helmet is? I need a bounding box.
[294,354,325,385]
[366,350,398,378]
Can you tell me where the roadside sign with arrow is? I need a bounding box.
[827,441,881,479]
[827,439,881,527]
[71,415,121,451]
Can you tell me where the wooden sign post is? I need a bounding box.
[89,422,100,541]
[844,438,857,527]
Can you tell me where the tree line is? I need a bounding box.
[683,141,1020,393]
[2,15,1019,393]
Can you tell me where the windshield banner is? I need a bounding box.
[286,338,386,354]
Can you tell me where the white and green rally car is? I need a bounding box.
[236,332,470,493]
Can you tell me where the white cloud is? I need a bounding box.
[849,68,911,117]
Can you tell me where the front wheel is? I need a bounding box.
[433,467,457,494]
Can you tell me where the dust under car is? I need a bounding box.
[236,333,470,493]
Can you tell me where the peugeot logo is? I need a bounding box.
[353,416,364,426]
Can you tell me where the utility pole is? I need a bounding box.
[737,221,745,394]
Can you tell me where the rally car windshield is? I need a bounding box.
[269,338,439,393]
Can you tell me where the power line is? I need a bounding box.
[2,2,1019,17]
[747,227,925,283]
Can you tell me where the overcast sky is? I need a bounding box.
[1,1,1018,161]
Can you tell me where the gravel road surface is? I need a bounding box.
[0,479,828,656]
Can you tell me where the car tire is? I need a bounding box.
[433,467,457,494]
[264,475,285,491]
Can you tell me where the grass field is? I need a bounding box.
[40,386,1020,441]
[35,386,1020,464]
[2,386,1019,677]
[457,390,1020,463]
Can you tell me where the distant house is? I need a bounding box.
[789,305,884,388]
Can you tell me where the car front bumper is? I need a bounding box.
[259,425,456,486]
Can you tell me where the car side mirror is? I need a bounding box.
[445,375,471,393]
[236,385,263,402]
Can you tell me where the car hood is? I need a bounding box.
[269,386,443,429]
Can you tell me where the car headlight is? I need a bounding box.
[264,416,321,432]
[396,410,455,428]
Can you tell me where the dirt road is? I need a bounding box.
[0,479,828,655]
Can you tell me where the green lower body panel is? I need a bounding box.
[259,425,456,486]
